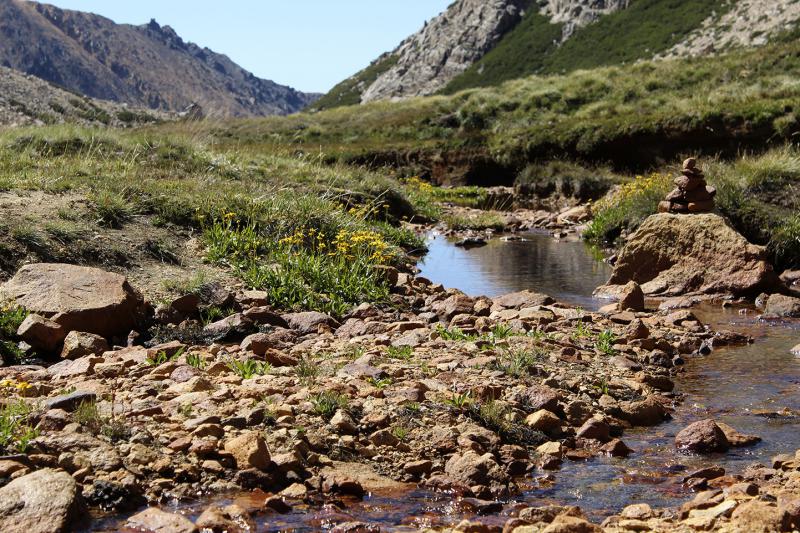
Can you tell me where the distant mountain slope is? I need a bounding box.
[318,0,800,109]
[0,65,168,127]
[0,0,318,117]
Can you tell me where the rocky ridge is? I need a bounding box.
[359,0,630,103]
[0,65,168,127]
[661,0,800,59]
[0,0,318,117]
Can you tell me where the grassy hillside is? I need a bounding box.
[0,125,429,316]
[193,35,800,176]
[442,12,563,94]
[311,54,399,111]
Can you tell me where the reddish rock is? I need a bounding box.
[1,263,145,338]
[127,507,197,533]
[764,294,800,318]
[60,331,109,359]
[16,313,66,352]
[675,419,730,454]
[283,311,339,334]
[617,281,645,311]
[492,290,554,309]
[596,214,781,298]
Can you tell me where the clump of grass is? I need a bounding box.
[72,400,129,441]
[596,330,618,355]
[391,424,410,442]
[90,190,135,228]
[386,345,414,361]
[310,391,349,420]
[444,390,473,410]
[0,304,28,364]
[771,214,800,270]
[11,227,47,249]
[583,173,672,245]
[366,377,393,389]
[44,221,89,244]
[468,400,547,447]
[436,324,478,342]
[227,358,271,379]
[295,357,320,384]
[145,347,184,366]
[142,238,180,264]
[493,347,542,377]
[202,208,399,317]
[162,272,209,295]
[0,400,38,453]
[186,353,206,370]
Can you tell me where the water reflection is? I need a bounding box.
[417,232,612,310]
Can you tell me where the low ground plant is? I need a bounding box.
[0,399,38,453]
[310,391,349,420]
[227,358,271,379]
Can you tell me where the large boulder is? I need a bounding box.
[1,264,146,339]
[596,214,782,298]
[0,468,84,533]
[675,419,730,454]
[764,294,800,318]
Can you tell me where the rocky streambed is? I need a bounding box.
[0,212,799,532]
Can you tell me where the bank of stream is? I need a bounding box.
[95,231,799,532]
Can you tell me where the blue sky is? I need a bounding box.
[43,1,451,93]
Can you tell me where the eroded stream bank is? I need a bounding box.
[90,231,800,531]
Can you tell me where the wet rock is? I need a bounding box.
[127,507,197,533]
[1,263,146,338]
[455,237,487,248]
[619,397,667,426]
[717,422,761,447]
[617,281,645,311]
[792,343,800,357]
[596,214,782,298]
[195,504,254,533]
[224,432,271,470]
[575,418,611,442]
[0,468,84,533]
[764,294,800,318]
[444,450,503,487]
[599,439,633,457]
[675,419,730,454]
[403,459,433,477]
[330,522,380,533]
[283,311,339,334]
[60,331,108,359]
[16,314,66,353]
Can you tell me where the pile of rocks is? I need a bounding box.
[658,158,717,214]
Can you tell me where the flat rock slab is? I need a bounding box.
[0,468,84,533]
[596,214,782,298]
[1,263,145,338]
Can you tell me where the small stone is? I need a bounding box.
[224,432,271,471]
[16,314,66,353]
[576,417,611,442]
[60,331,109,359]
[618,281,645,311]
[127,507,197,533]
[524,409,562,433]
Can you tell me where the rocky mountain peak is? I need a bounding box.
[361,0,529,103]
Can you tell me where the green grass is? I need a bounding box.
[585,147,800,270]
[0,400,38,453]
[227,358,272,379]
[0,305,27,364]
[443,212,505,231]
[310,391,349,420]
[202,34,800,180]
[442,11,563,93]
[540,0,731,74]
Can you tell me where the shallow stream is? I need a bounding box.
[96,231,800,531]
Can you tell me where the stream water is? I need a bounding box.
[96,231,800,531]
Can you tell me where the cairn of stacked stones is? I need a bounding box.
[658,158,717,214]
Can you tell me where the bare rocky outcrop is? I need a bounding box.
[539,0,630,40]
[362,0,528,102]
[661,0,800,60]
[596,213,783,298]
[1,263,146,340]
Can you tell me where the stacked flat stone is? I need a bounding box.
[658,158,717,214]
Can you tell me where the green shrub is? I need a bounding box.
[0,400,38,453]
[0,305,27,364]
[583,173,672,245]
[310,391,349,420]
